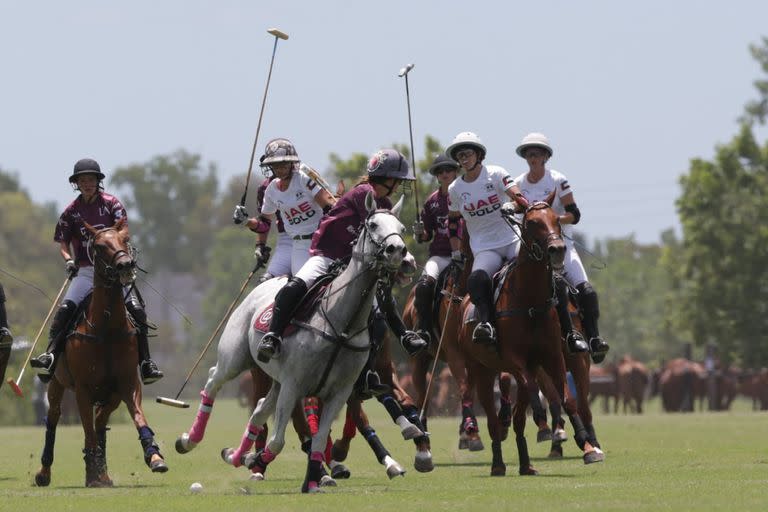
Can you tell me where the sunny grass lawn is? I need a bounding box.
[0,398,766,511]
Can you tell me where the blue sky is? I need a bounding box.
[2,1,767,244]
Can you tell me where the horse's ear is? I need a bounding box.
[365,191,376,214]
[82,221,98,235]
[391,194,404,218]
[545,190,556,206]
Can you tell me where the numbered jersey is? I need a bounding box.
[261,170,324,238]
[448,165,516,253]
[513,169,574,238]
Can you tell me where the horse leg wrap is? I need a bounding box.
[248,447,276,473]
[304,404,320,436]
[362,426,390,464]
[568,414,588,450]
[83,446,106,483]
[41,418,57,467]
[231,424,263,467]
[491,439,505,469]
[585,423,600,449]
[138,426,161,466]
[462,416,479,434]
[324,436,333,465]
[498,397,512,427]
[549,401,563,431]
[188,391,214,444]
[303,453,325,493]
[254,425,267,452]
[342,411,357,439]
[515,435,531,472]
[96,427,108,461]
[378,393,403,422]
[461,401,475,428]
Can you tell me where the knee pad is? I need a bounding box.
[0,283,5,303]
[414,276,436,307]
[125,294,147,325]
[576,282,599,316]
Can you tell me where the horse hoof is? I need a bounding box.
[249,472,265,481]
[458,435,469,450]
[519,466,539,476]
[536,428,553,443]
[331,464,351,479]
[150,459,169,473]
[319,475,337,487]
[490,464,506,477]
[175,433,196,454]
[387,461,407,479]
[553,428,568,443]
[548,449,563,459]
[34,473,51,487]
[583,447,605,464]
[413,451,433,473]
[220,447,239,466]
[401,423,424,440]
[468,437,484,452]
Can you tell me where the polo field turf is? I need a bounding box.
[1,398,765,511]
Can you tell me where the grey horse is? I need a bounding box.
[176,192,409,492]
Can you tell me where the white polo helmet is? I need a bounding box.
[516,132,553,158]
[445,131,486,161]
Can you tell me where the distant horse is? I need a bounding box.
[589,363,619,413]
[177,193,409,492]
[616,355,650,414]
[656,358,707,412]
[456,197,603,476]
[35,219,167,487]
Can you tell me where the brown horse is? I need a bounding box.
[456,198,603,476]
[34,220,167,487]
[616,355,650,414]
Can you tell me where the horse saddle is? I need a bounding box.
[252,271,338,335]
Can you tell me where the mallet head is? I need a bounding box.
[398,63,415,77]
[267,28,289,40]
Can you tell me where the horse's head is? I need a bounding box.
[516,191,566,270]
[84,218,137,286]
[354,192,408,274]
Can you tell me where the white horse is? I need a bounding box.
[176,192,409,492]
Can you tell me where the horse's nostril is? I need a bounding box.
[401,247,407,257]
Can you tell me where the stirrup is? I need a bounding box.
[140,360,164,385]
[589,337,610,364]
[565,332,589,354]
[472,322,496,345]
[30,352,55,373]
[257,333,281,363]
[363,370,391,398]
[415,329,432,347]
[0,327,12,348]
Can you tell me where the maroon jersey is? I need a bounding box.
[54,192,128,267]
[310,183,392,260]
[420,189,452,257]
[256,179,285,233]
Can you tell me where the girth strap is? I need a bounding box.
[496,298,556,320]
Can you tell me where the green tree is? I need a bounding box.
[742,36,768,126]
[110,150,219,274]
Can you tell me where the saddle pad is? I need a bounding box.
[252,280,331,336]
[463,303,478,325]
[252,303,298,337]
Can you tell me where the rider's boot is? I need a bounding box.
[30,300,78,381]
[126,293,164,385]
[554,275,589,354]
[468,270,496,344]
[354,311,391,400]
[258,277,307,363]
[576,282,610,363]
[378,287,427,356]
[414,276,436,346]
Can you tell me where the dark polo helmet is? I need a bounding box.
[366,149,415,181]
[259,138,300,167]
[428,154,459,176]
[68,158,105,183]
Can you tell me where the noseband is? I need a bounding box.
[518,203,563,264]
[86,227,137,284]
[352,209,406,274]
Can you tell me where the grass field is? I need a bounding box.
[0,397,766,511]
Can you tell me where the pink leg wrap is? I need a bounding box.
[261,447,277,464]
[342,412,357,439]
[188,391,215,444]
[231,424,263,468]
[304,405,319,436]
[310,451,324,463]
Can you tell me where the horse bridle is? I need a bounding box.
[351,209,407,275]
[514,202,564,266]
[86,227,137,284]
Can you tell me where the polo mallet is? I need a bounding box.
[6,276,71,398]
[235,27,290,219]
[398,63,420,214]
[156,260,265,408]
[301,163,338,205]
[419,278,459,420]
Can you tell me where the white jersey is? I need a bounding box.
[448,164,516,253]
[262,170,324,238]
[513,169,574,238]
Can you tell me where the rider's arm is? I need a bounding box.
[560,193,580,225]
[505,184,529,209]
[59,240,73,262]
[448,212,462,252]
[247,213,275,245]
[314,189,336,209]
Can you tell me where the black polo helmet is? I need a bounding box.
[428,154,459,176]
[68,158,105,183]
[366,149,415,181]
